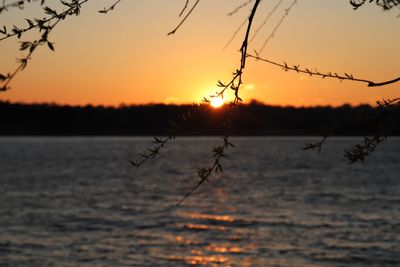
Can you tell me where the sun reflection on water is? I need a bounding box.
[184,212,236,222]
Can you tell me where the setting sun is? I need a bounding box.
[210,97,224,108]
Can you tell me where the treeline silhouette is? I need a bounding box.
[0,101,399,136]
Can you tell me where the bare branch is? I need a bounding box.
[0,0,89,42]
[176,135,235,206]
[0,0,89,91]
[227,0,254,16]
[0,0,45,14]
[250,0,284,43]
[258,0,298,54]
[179,0,189,17]
[247,53,400,87]
[223,16,247,50]
[168,0,200,36]
[98,0,122,14]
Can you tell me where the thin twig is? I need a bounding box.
[258,0,297,54]
[247,53,400,87]
[223,16,248,50]
[0,0,44,14]
[176,134,235,206]
[0,0,89,91]
[179,0,189,17]
[0,0,89,42]
[98,0,122,14]
[227,0,254,16]
[250,0,284,43]
[168,0,200,35]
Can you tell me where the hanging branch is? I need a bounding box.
[175,0,263,205]
[168,0,200,35]
[303,136,328,153]
[179,0,189,17]
[129,136,173,167]
[223,16,247,50]
[350,0,400,10]
[0,1,89,92]
[258,0,298,54]
[0,0,45,14]
[98,0,122,14]
[0,0,89,42]
[129,103,209,167]
[250,0,284,43]
[227,0,254,16]
[216,0,262,103]
[176,134,235,206]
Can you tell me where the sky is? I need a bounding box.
[0,0,399,106]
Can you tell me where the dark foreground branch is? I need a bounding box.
[247,53,400,87]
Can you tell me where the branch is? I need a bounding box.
[250,0,284,43]
[168,0,200,35]
[0,0,89,42]
[247,53,400,87]
[176,135,235,206]
[227,0,254,16]
[258,0,298,54]
[98,0,122,14]
[350,0,400,10]
[179,0,189,17]
[303,136,328,153]
[129,136,173,167]
[129,103,208,168]
[0,0,89,92]
[0,0,44,14]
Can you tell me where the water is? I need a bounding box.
[0,137,399,267]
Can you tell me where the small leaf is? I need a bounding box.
[47,41,54,51]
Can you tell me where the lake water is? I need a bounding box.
[0,137,399,267]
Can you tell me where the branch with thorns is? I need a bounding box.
[247,53,400,87]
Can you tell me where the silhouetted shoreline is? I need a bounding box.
[1,101,399,136]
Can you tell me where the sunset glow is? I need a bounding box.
[0,1,399,106]
[210,97,224,108]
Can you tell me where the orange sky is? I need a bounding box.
[0,0,399,106]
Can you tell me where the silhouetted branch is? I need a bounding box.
[0,0,44,14]
[247,53,400,87]
[179,0,189,17]
[250,0,284,43]
[0,0,88,42]
[227,0,254,16]
[214,0,261,103]
[345,135,386,163]
[0,0,89,91]
[350,0,400,10]
[376,97,400,107]
[98,0,122,14]
[129,136,173,167]
[130,103,209,168]
[303,136,328,153]
[345,97,399,163]
[168,0,200,36]
[258,0,298,54]
[223,16,247,50]
[176,135,234,206]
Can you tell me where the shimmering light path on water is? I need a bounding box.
[0,137,399,266]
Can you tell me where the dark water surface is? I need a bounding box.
[0,137,399,266]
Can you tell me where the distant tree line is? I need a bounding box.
[1,101,399,136]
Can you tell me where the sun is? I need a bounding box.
[210,97,224,108]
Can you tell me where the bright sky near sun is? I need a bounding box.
[0,0,399,106]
